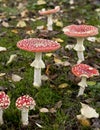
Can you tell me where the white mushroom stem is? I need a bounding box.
[0,109,3,125]
[30,52,45,88]
[77,76,87,97]
[21,107,29,126]
[74,38,85,64]
[47,14,53,31]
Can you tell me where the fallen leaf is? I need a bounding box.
[37,0,46,5]
[2,21,9,27]
[54,100,62,109]
[80,103,99,119]
[45,53,53,57]
[39,108,49,113]
[87,37,96,42]
[65,44,74,50]
[62,61,70,66]
[41,75,49,81]
[77,115,90,126]
[21,9,28,17]
[11,29,19,34]
[87,81,96,86]
[55,20,63,27]
[95,48,100,52]
[0,73,6,77]
[12,74,22,82]
[58,83,69,88]
[49,108,57,113]
[36,25,44,30]
[16,20,27,27]
[35,122,43,128]
[26,29,35,35]
[54,57,63,65]
[6,54,17,65]
[0,46,7,52]
[52,38,64,43]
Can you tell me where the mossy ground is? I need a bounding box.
[0,0,100,130]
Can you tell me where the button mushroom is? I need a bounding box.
[39,6,60,31]
[16,95,36,126]
[72,63,99,96]
[63,25,98,63]
[17,38,60,88]
[0,91,10,125]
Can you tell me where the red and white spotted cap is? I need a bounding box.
[0,91,10,109]
[17,38,60,52]
[16,95,36,110]
[72,64,99,78]
[63,25,98,38]
[39,6,60,15]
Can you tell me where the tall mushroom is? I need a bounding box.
[17,38,60,88]
[39,6,60,31]
[0,91,10,125]
[16,95,36,126]
[72,64,99,97]
[63,25,98,63]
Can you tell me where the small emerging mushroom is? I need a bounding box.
[39,6,60,31]
[72,64,99,97]
[63,25,98,63]
[17,38,60,88]
[0,91,10,125]
[16,95,36,126]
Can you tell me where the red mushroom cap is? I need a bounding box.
[39,6,60,15]
[16,95,36,110]
[63,25,98,38]
[72,64,99,78]
[0,91,10,109]
[17,38,60,52]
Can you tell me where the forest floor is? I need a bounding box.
[0,0,100,130]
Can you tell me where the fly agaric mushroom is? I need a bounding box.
[17,38,60,88]
[72,64,99,97]
[16,95,36,126]
[39,6,60,31]
[0,91,10,125]
[63,25,98,63]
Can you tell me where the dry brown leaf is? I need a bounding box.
[58,83,69,89]
[39,108,49,113]
[77,115,90,126]
[54,100,62,109]
[0,46,7,52]
[16,20,27,27]
[21,9,28,17]
[2,21,9,27]
[49,108,57,113]
[45,64,51,75]
[12,74,22,82]
[11,29,19,34]
[26,30,35,35]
